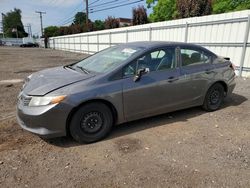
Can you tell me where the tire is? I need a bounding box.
[69,102,113,143]
[202,83,225,112]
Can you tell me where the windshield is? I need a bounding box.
[73,46,144,73]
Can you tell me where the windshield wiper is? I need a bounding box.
[76,66,90,74]
[64,65,75,70]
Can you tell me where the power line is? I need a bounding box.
[57,2,84,26]
[90,0,144,13]
[56,0,144,27]
[43,0,80,26]
[89,0,100,6]
[56,0,98,27]
[61,16,75,26]
[89,0,119,9]
[89,0,131,10]
[47,0,60,7]
[59,15,76,25]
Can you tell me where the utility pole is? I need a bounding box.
[85,0,89,31]
[0,22,2,38]
[1,13,5,38]
[29,24,32,38]
[25,24,32,38]
[35,11,46,37]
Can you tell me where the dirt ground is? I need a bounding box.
[0,46,250,188]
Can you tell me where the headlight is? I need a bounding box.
[28,95,66,106]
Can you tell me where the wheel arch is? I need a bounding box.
[66,99,118,136]
[211,80,228,94]
[202,80,228,111]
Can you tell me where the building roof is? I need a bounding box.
[118,18,132,23]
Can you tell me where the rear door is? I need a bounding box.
[178,46,216,106]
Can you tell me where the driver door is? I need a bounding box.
[122,47,182,121]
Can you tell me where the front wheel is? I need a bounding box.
[69,102,113,143]
[202,83,225,112]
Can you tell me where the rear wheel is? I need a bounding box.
[70,102,113,143]
[202,83,225,111]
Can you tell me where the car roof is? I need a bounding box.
[122,41,181,47]
[120,41,215,55]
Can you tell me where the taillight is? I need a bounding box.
[230,63,236,71]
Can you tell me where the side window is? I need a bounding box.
[151,50,166,59]
[181,48,210,67]
[123,48,176,77]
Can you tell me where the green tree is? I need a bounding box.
[132,6,149,25]
[213,0,250,14]
[73,12,87,26]
[44,26,59,37]
[176,0,212,18]
[72,12,93,32]
[146,0,177,22]
[2,8,28,38]
[93,20,105,31]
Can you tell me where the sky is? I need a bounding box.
[0,0,152,37]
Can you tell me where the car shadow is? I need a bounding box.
[45,93,247,148]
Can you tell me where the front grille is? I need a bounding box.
[23,97,31,106]
[19,94,31,106]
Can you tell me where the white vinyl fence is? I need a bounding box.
[0,38,23,46]
[48,10,250,77]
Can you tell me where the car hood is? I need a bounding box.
[23,66,95,96]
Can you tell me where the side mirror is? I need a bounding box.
[133,68,149,82]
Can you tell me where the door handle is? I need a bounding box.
[168,76,179,83]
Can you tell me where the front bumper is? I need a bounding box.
[16,100,72,138]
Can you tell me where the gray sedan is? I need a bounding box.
[17,42,236,143]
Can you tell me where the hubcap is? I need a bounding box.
[80,112,103,134]
[210,89,220,105]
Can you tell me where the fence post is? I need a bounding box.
[87,35,89,54]
[73,37,76,52]
[184,22,189,43]
[53,38,55,50]
[80,35,82,53]
[64,37,66,51]
[239,15,250,77]
[109,32,111,47]
[97,33,99,52]
[149,27,152,41]
[126,30,128,43]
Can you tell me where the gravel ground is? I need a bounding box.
[0,46,249,188]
